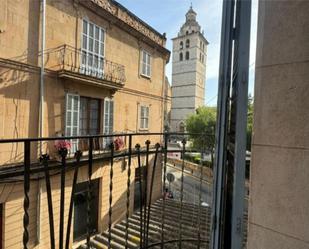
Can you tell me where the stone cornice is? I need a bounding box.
[86,0,170,59]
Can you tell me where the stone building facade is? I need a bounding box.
[170,7,208,132]
[0,0,170,248]
[247,1,309,248]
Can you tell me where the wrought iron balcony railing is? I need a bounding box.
[0,133,215,249]
[46,45,126,88]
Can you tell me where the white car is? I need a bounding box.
[201,201,209,207]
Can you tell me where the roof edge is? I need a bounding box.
[110,0,166,40]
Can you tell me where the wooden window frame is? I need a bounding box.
[139,105,149,130]
[79,96,101,136]
[140,50,152,78]
[103,98,114,147]
[65,93,80,152]
[81,19,106,77]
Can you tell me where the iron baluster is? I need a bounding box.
[178,138,186,249]
[40,154,55,249]
[146,143,160,248]
[197,149,204,249]
[108,142,114,248]
[65,151,82,249]
[135,143,143,248]
[23,141,30,249]
[143,140,150,247]
[161,133,168,249]
[125,135,132,249]
[59,147,68,249]
[61,45,66,70]
[87,137,93,248]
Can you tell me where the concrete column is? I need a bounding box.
[247,1,309,249]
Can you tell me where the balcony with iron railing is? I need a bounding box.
[44,45,126,90]
[0,45,126,91]
[0,132,221,249]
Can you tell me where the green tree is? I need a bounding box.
[247,94,254,151]
[185,106,216,166]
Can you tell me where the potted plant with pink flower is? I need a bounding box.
[113,137,125,151]
[54,140,71,158]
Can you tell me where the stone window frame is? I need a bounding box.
[179,52,183,61]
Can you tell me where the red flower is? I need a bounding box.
[55,140,71,151]
[114,137,125,151]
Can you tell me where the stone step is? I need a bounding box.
[156,199,210,215]
[130,214,209,244]
[132,212,209,238]
[101,231,138,249]
[139,201,210,221]
[113,223,141,238]
[93,234,125,249]
[151,202,210,221]
[148,204,210,226]
[82,199,212,249]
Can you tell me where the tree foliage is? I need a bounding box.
[185,106,217,164]
[185,95,253,168]
[247,94,254,151]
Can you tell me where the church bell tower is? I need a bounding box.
[170,6,208,132]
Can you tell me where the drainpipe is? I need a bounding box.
[39,0,46,155]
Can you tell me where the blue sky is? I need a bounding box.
[117,0,258,106]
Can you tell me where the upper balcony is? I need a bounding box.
[45,45,126,91]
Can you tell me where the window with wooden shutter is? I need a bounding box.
[140,50,151,78]
[103,98,114,147]
[81,19,105,77]
[79,97,100,135]
[140,105,149,130]
[65,93,80,151]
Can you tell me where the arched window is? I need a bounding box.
[185,51,189,60]
[186,31,189,35]
[179,122,185,133]
[180,41,183,49]
[186,39,190,48]
[179,52,183,61]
